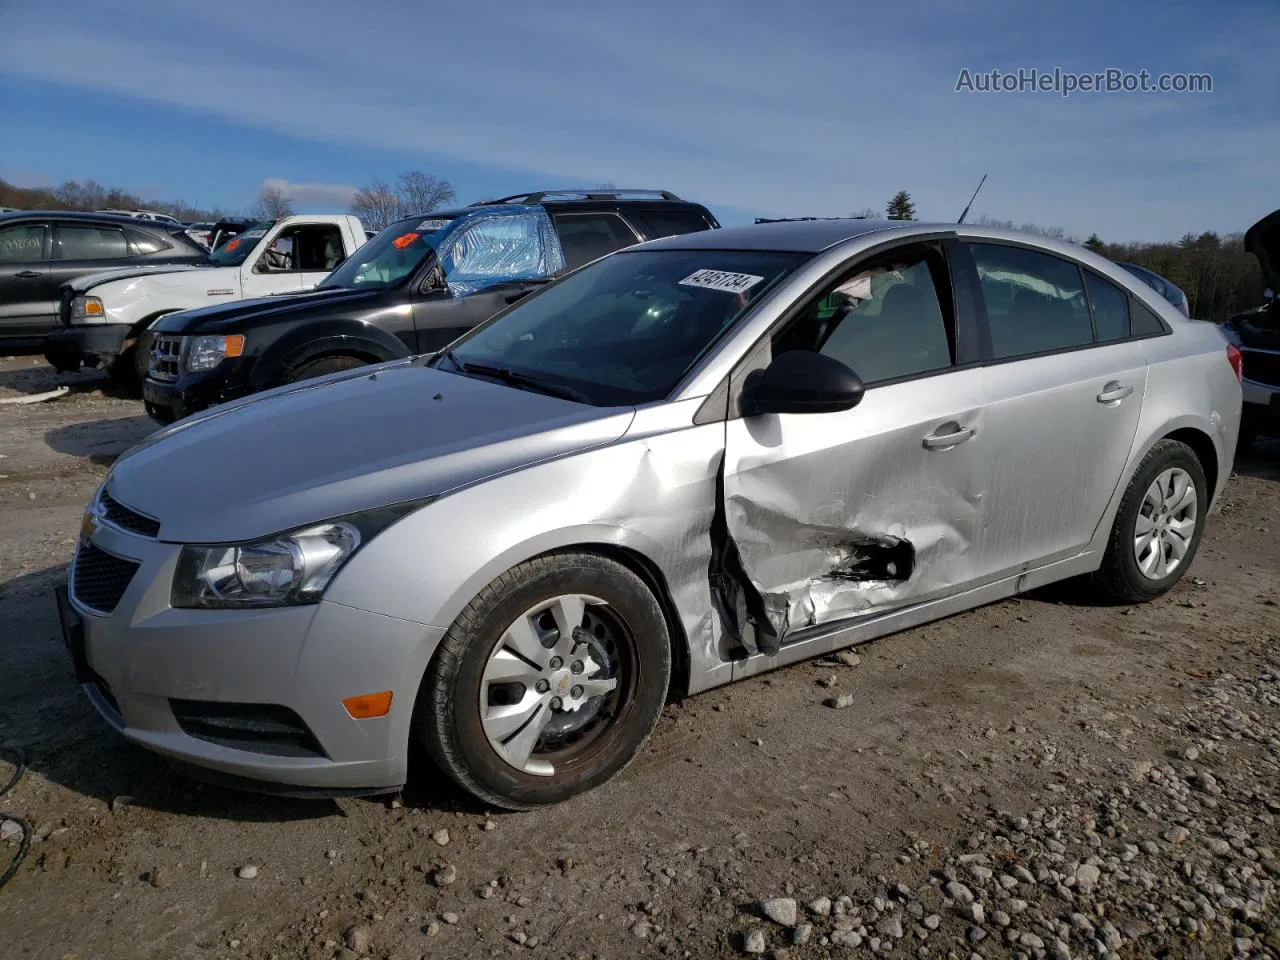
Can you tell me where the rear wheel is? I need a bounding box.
[285,354,367,383]
[416,552,671,809]
[1093,439,1207,602]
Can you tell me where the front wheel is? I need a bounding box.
[285,354,367,383]
[415,552,671,809]
[1092,439,1208,603]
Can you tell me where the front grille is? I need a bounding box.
[100,490,161,538]
[170,700,327,758]
[1241,349,1280,388]
[71,543,140,615]
[149,335,183,382]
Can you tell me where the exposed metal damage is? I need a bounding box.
[709,454,926,657]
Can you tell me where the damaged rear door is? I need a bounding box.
[718,239,989,655]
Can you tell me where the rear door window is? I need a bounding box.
[968,242,1093,358]
[125,228,173,256]
[552,212,640,270]
[54,224,130,260]
[1084,270,1129,342]
[629,208,714,240]
[0,223,46,261]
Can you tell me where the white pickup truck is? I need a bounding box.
[44,214,369,380]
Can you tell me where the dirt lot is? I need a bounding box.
[0,353,1277,960]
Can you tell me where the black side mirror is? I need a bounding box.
[742,350,865,416]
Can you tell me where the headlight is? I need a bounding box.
[171,501,429,608]
[185,334,245,373]
[71,296,105,319]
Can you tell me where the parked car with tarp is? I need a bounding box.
[140,189,719,422]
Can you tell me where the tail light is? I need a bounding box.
[1226,343,1243,382]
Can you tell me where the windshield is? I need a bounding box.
[317,216,455,290]
[446,249,808,405]
[209,221,273,265]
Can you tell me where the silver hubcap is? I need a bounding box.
[479,594,620,777]
[1133,467,1197,580]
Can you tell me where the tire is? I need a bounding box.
[285,354,367,383]
[1092,439,1208,603]
[416,552,671,810]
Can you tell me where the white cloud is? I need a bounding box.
[260,177,358,211]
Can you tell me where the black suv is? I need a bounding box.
[142,189,719,422]
[0,211,209,350]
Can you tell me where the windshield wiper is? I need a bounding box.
[455,358,593,405]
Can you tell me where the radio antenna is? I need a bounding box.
[957,174,988,224]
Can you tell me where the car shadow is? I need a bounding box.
[43,416,156,467]
[0,363,131,398]
[0,564,477,824]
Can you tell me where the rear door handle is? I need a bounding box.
[14,270,41,279]
[1097,381,1133,404]
[923,423,976,450]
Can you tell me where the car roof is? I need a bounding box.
[0,209,183,231]
[641,218,920,253]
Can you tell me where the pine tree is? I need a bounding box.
[886,191,916,221]
[1084,233,1104,253]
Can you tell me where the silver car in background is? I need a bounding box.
[60,219,1243,809]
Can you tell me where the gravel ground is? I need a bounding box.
[0,354,1278,960]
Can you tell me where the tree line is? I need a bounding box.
[0,176,234,222]
[4,175,1265,324]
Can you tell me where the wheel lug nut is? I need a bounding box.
[571,685,584,700]
[570,661,584,675]
[549,656,563,669]
[535,679,549,693]
[550,696,563,710]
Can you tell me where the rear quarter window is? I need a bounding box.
[630,208,714,240]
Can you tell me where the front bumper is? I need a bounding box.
[44,324,131,372]
[142,363,251,424]
[61,518,443,794]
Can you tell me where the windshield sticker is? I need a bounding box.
[222,238,241,252]
[392,232,420,250]
[416,218,450,232]
[206,288,235,296]
[678,269,764,295]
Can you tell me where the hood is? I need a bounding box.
[107,364,634,543]
[67,262,211,293]
[1244,209,1280,294]
[154,287,385,334]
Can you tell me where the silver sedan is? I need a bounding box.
[61,219,1243,808]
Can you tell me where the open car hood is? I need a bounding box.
[1245,209,1280,295]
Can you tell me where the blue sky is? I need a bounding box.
[0,0,1275,241]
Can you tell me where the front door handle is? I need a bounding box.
[923,422,976,450]
[14,270,41,279]
[1097,381,1134,404]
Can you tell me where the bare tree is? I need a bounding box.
[349,180,403,231]
[254,183,294,219]
[397,171,455,215]
[848,207,878,219]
